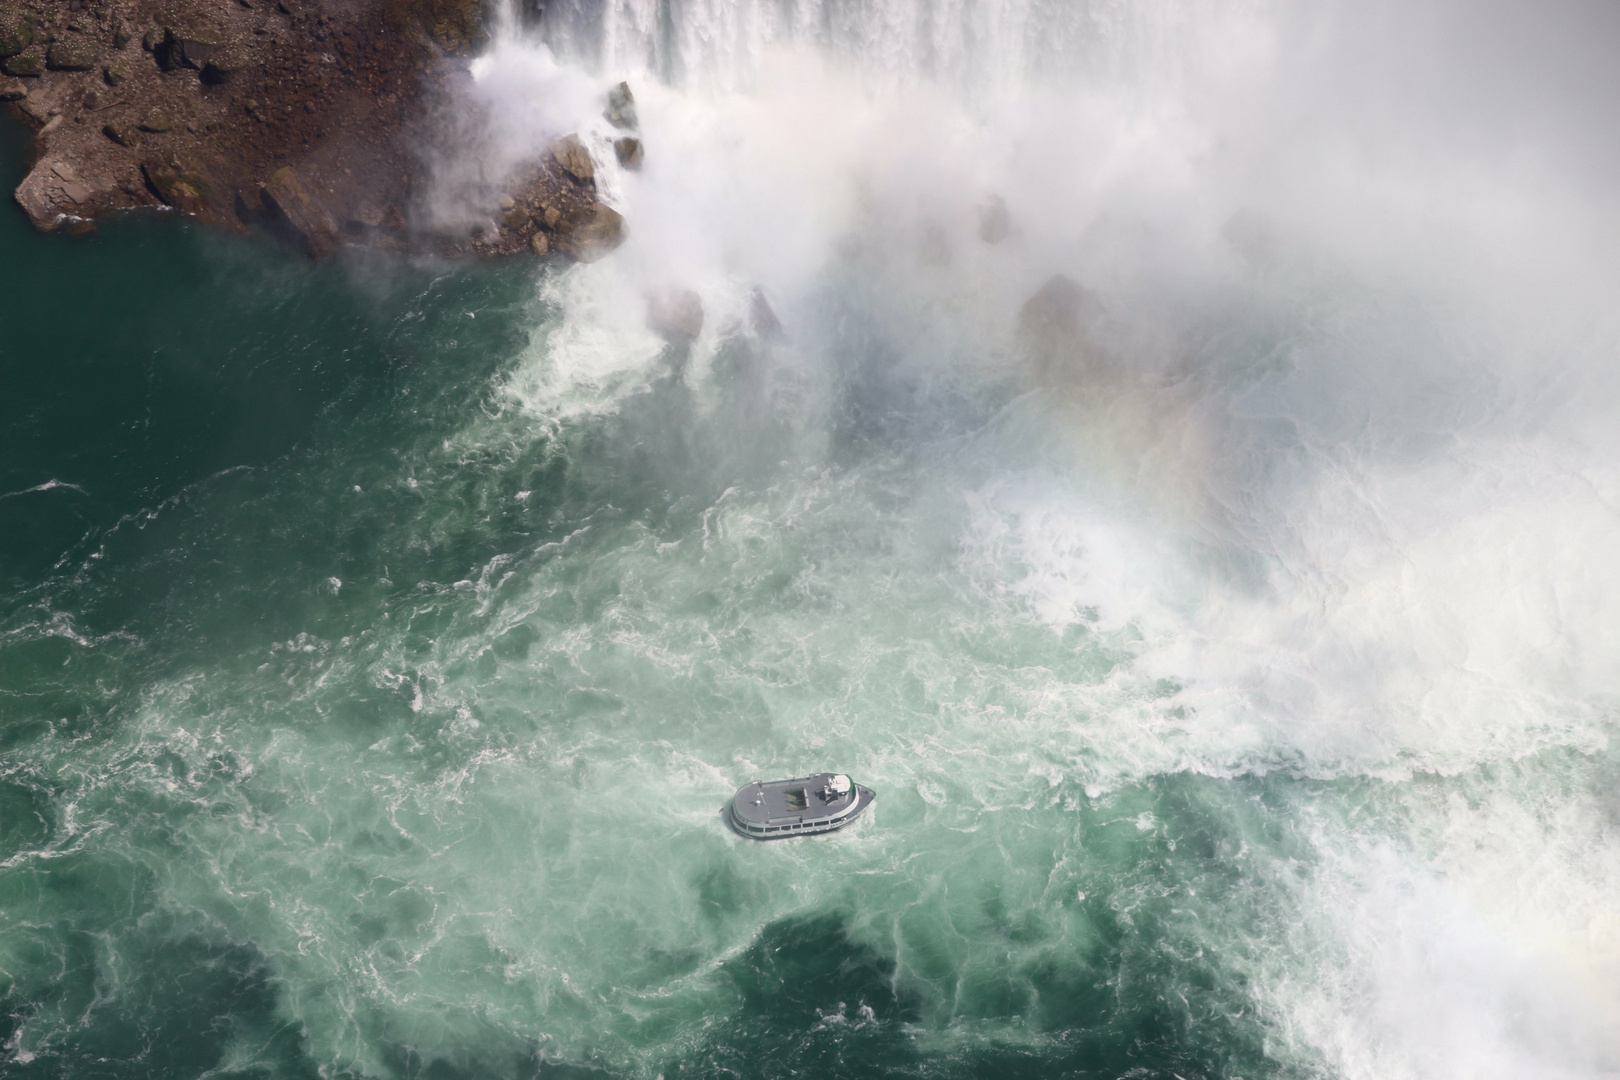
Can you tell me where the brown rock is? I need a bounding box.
[163,28,219,71]
[530,232,548,255]
[552,202,623,262]
[17,92,55,126]
[236,183,269,222]
[201,53,244,85]
[143,159,213,214]
[139,109,176,133]
[0,20,34,59]
[13,161,63,230]
[2,51,43,78]
[103,119,138,147]
[262,165,338,257]
[418,0,487,54]
[104,61,129,85]
[614,136,643,171]
[0,77,24,101]
[551,134,594,184]
[47,42,96,72]
[83,89,124,112]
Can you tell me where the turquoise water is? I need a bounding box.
[7,3,1620,1076]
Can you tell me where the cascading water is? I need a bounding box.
[4,1,1620,1078]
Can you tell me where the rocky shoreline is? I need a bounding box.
[1,0,626,261]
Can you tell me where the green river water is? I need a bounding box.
[5,4,1620,1075]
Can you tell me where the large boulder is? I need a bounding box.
[550,134,594,184]
[551,202,623,262]
[261,166,338,257]
[14,159,105,229]
[142,159,214,214]
[414,0,487,54]
[0,20,34,59]
[46,41,96,72]
[604,81,637,130]
[2,51,43,78]
[138,109,176,133]
[103,119,138,147]
[614,136,643,171]
[161,28,219,72]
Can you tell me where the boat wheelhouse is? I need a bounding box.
[728,773,875,839]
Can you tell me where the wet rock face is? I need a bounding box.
[551,133,595,184]
[461,135,626,262]
[614,136,643,171]
[605,80,636,130]
[553,202,624,261]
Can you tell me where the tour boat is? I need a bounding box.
[728,773,874,839]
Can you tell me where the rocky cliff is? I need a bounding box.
[1,0,624,261]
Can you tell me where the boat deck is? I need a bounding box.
[728,774,874,839]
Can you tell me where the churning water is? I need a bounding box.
[5,2,1620,1078]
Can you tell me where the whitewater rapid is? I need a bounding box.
[4,1,1620,1078]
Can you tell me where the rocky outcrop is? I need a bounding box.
[459,147,625,262]
[14,157,109,226]
[2,0,630,265]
